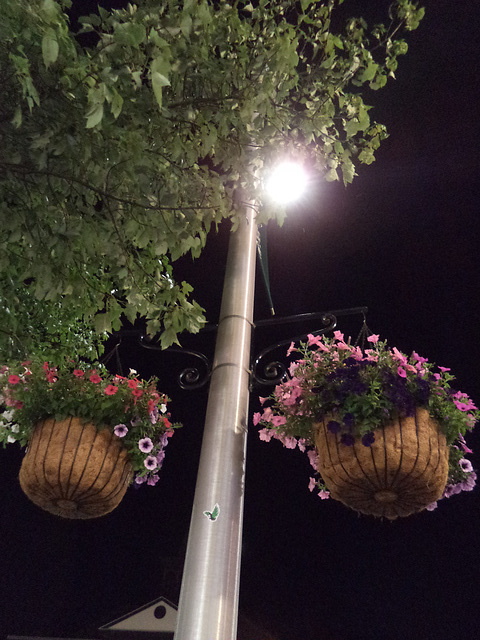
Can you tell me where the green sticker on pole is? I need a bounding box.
[203,503,220,522]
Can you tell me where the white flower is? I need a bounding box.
[7,435,16,443]
[160,403,167,413]
[3,410,14,421]
[129,368,138,375]
[10,423,19,433]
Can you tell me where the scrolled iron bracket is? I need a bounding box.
[139,335,213,390]
[251,311,338,387]
[130,306,368,391]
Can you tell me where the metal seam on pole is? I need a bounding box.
[218,313,255,328]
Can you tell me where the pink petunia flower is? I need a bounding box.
[73,369,85,378]
[89,373,102,384]
[286,341,296,356]
[258,428,274,442]
[392,347,407,364]
[46,370,57,383]
[308,477,316,492]
[307,449,319,471]
[318,490,330,500]
[271,415,287,427]
[104,385,118,396]
[8,375,20,385]
[367,334,380,344]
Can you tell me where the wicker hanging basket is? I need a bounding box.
[314,408,449,519]
[19,417,133,519]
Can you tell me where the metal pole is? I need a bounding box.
[174,201,257,640]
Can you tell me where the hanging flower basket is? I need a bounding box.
[19,417,133,519]
[256,331,478,519]
[314,408,448,519]
[1,359,180,518]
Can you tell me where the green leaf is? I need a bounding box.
[325,167,339,182]
[111,90,123,119]
[42,0,58,20]
[42,28,59,68]
[11,106,22,128]
[151,71,170,110]
[160,326,181,350]
[359,61,378,83]
[85,103,104,128]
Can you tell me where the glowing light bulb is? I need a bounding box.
[265,162,308,204]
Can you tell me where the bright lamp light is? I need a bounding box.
[265,161,308,204]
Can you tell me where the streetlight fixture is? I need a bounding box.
[174,164,307,640]
[265,161,309,204]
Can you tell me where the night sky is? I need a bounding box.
[1,2,480,639]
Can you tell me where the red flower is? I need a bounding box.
[104,385,118,396]
[46,371,58,383]
[148,399,156,413]
[43,362,49,372]
[90,373,102,384]
[73,369,85,378]
[131,388,143,398]
[8,374,20,385]
[163,417,172,429]
[128,379,138,389]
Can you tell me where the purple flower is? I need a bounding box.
[459,458,473,473]
[361,432,375,447]
[114,424,128,438]
[425,501,438,511]
[340,433,355,446]
[459,471,477,492]
[144,455,158,470]
[134,475,147,485]
[139,437,154,453]
[327,420,341,434]
[444,483,462,498]
[147,474,160,486]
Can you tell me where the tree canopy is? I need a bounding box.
[0,0,424,358]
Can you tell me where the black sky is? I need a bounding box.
[1,2,480,639]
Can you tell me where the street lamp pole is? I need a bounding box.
[174,199,257,640]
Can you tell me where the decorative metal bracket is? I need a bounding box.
[125,306,368,391]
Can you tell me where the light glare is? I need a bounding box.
[265,162,308,204]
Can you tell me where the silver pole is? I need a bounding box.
[174,201,257,640]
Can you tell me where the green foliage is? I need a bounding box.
[0,0,424,356]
